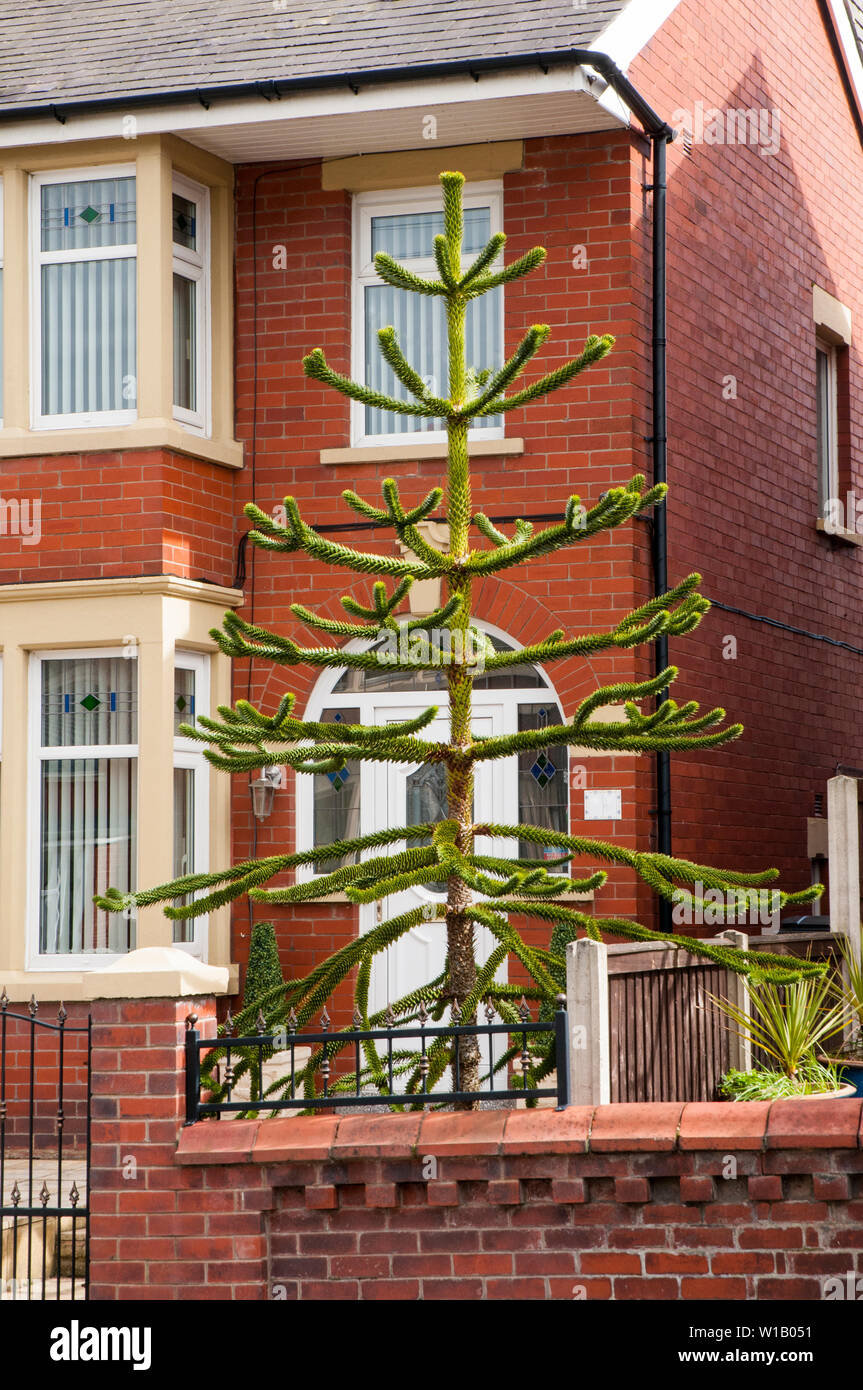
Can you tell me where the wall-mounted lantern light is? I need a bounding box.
[250,765,283,820]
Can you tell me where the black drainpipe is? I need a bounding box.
[649,132,673,933]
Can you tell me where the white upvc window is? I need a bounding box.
[352,181,504,448]
[172,650,210,958]
[172,173,211,435]
[28,649,138,968]
[30,166,138,429]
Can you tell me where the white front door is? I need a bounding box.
[363,701,508,1018]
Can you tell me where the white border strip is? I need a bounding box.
[825,0,863,132]
[591,0,684,72]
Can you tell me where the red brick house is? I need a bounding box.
[0,0,862,1017]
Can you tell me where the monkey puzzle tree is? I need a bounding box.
[97,172,821,1100]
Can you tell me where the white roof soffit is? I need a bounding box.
[0,0,684,160]
[0,65,626,159]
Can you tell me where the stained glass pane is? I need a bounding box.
[172,192,197,251]
[174,666,196,735]
[41,176,136,252]
[313,707,361,873]
[517,702,568,868]
[41,657,137,748]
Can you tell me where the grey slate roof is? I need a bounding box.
[0,0,629,115]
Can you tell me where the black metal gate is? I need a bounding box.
[0,992,91,1301]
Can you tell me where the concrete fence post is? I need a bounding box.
[716,929,752,1073]
[566,937,610,1105]
[827,774,862,959]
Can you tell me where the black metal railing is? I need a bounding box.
[185,996,570,1121]
[0,992,91,1301]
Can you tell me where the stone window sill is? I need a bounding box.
[816,518,863,546]
[320,438,525,465]
[0,420,244,470]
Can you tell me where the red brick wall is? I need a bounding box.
[629,0,863,892]
[0,448,235,586]
[88,994,863,1302]
[229,137,656,995]
[88,995,269,1300]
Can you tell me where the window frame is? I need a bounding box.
[29,164,139,431]
[171,172,211,437]
[27,645,139,971]
[172,649,211,959]
[816,336,839,518]
[351,181,504,449]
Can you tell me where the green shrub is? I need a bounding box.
[243,921,285,1014]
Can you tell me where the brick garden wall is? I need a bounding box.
[89,995,863,1301]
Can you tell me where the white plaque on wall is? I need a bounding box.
[584,789,622,821]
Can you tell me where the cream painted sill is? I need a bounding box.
[321,438,525,465]
[0,574,244,606]
[0,963,239,1001]
[0,420,244,470]
[816,518,863,546]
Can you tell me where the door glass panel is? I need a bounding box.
[517,702,568,867]
[406,761,448,893]
[313,707,361,872]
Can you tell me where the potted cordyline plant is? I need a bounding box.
[707,972,855,1101]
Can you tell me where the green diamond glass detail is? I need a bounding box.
[529,752,556,789]
[79,206,101,224]
[80,693,101,711]
[176,696,187,712]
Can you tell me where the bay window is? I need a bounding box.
[353,183,503,446]
[32,167,137,427]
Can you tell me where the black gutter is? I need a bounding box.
[0,48,673,136]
